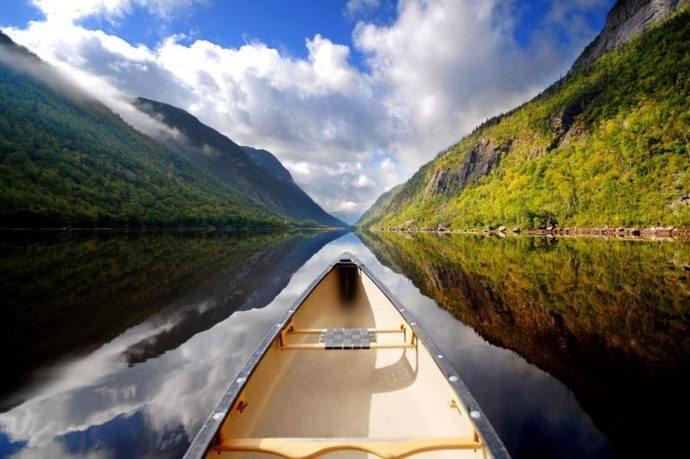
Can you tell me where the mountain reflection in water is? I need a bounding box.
[360,230,690,459]
[0,230,344,407]
[0,231,687,458]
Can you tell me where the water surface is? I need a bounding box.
[0,230,688,458]
[360,231,690,458]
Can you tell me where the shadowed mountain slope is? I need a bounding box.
[134,98,347,228]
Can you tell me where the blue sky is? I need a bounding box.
[4,1,611,66]
[2,0,615,222]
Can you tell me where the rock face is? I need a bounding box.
[573,0,688,69]
[426,139,510,196]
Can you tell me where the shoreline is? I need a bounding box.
[371,225,690,240]
[0,226,348,233]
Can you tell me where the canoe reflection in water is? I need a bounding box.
[186,253,508,458]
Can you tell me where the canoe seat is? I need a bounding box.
[278,324,416,351]
[212,436,482,458]
[320,328,376,349]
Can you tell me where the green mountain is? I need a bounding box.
[357,3,690,230]
[0,32,289,228]
[133,98,347,228]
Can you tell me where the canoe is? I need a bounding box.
[185,253,509,458]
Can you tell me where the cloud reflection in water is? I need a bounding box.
[1,233,613,458]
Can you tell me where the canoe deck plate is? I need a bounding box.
[320,328,377,350]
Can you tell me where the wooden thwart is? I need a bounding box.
[289,328,404,335]
[212,436,482,458]
[280,342,416,350]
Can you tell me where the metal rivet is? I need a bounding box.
[212,412,224,421]
[410,322,416,326]
[399,308,405,312]
[236,377,246,384]
[470,410,481,419]
[438,355,443,359]
[448,375,458,382]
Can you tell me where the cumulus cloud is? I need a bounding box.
[283,156,403,223]
[3,0,609,222]
[351,0,607,170]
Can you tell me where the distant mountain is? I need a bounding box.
[356,184,402,228]
[573,0,688,69]
[0,31,287,228]
[133,98,347,228]
[357,2,690,230]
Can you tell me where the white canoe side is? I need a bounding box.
[185,253,509,458]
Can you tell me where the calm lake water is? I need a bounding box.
[0,230,688,458]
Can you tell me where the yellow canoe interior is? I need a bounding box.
[206,261,493,458]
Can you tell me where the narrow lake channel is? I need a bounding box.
[1,230,688,458]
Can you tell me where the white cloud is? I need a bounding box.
[353,0,574,169]
[285,161,312,177]
[353,174,374,188]
[334,200,360,212]
[30,0,208,24]
[3,0,608,222]
[345,0,381,18]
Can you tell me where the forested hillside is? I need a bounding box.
[357,6,690,230]
[0,32,288,228]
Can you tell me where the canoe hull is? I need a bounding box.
[185,254,509,458]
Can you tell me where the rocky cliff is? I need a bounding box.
[424,139,510,197]
[573,0,688,69]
